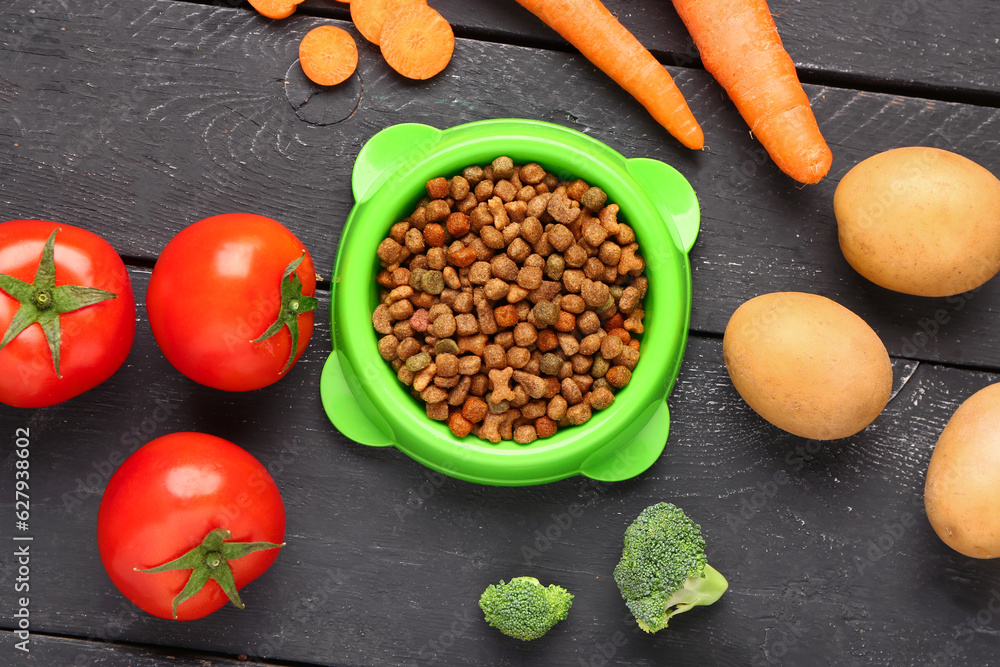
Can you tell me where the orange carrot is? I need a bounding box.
[671,0,832,183]
[248,0,303,20]
[514,0,703,150]
[299,25,359,86]
[350,0,426,46]
[379,4,454,80]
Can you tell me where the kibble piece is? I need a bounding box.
[590,355,611,378]
[469,373,489,396]
[491,156,515,180]
[448,376,472,405]
[547,192,581,225]
[506,346,531,369]
[462,396,489,423]
[435,338,460,356]
[457,355,482,376]
[388,299,414,321]
[490,254,519,282]
[517,265,544,291]
[605,366,632,388]
[588,386,615,410]
[372,304,393,333]
[560,294,586,315]
[426,176,450,199]
[493,304,519,328]
[519,162,546,184]
[406,351,432,372]
[513,322,538,347]
[421,385,449,404]
[547,394,568,421]
[377,238,404,264]
[513,425,538,444]
[449,412,474,438]
[561,377,583,405]
[426,401,450,421]
[577,310,601,335]
[601,334,624,360]
[377,335,398,360]
[566,402,592,425]
[425,200,451,224]
[506,285,530,304]
[581,186,607,212]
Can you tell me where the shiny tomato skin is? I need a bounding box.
[0,220,135,408]
[146,213,316,392]
[97,432,286,621]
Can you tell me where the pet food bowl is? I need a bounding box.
[320,119,699,485]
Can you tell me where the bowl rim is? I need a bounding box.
[327,119,695,485]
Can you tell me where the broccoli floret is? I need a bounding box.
[613,502,728,633]
[479,576,573,640]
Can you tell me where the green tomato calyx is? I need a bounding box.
[252,252,318,374]
[0,229,118,377]
[136,527,284,620]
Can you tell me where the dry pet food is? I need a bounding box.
[372,157,648,443]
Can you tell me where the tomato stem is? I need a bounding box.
[0,228,118,377]
[136,527,284,619]
[251,252,318,374]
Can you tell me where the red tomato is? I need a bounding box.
[146,213,317,391]
[0,220,135,408]
[97,432,286,621]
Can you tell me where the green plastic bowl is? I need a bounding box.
[320,119,699,486]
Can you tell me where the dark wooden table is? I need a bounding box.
[2,0,1000,664]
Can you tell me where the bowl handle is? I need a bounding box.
[578,400,670,482]
[352,123,444,202]
[626,158,700,254]
[320,351,395,447]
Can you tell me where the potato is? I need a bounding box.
[723,292,892,440]
[834,146,1000,297]
[925,383,1000,558]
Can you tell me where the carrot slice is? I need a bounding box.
[248,0,302,20]
[350,0,426,46]
[379,4,454,80]
[299,25,359,86]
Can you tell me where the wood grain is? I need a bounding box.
[1,269,1000,665]
[3,0,1000,370]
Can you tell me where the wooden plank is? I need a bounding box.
[300,0,1000,102]
[3,0,1000,370]
[0,630,272,665]
[2,269,1000,665]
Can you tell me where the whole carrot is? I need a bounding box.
[515,0,704,150]
[672,0,832,183]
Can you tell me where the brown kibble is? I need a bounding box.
[490,254,519,282]
[561,269,585,293]
[506,285,530,304]
[566,402,592,425]
[468,261,492,284]
[448,375,472,405]
[455,313,478,336]
[520,400,547,420]
[493,304,520,328]
[519,162,546,184]
[449,412,473,438]
[588,386,615,410]
[494,179,517,203]
[560,294,585,315]
[506,346,531,369]
[601,334,624,360]
[377,335,398,360]
[619,285,641,314]
[547,394,568,421]
[397,365,416,386]
[458,333,488,356]
[426,176,450,200]
[442,266,461,290]
[421,385,448,404]
[618,242,645,275]
[492,156,515,180]
[446,212,471,238]
[548,224,574,252]
[425,200,450,224]
[513,425,538,444]
[396,337,422,361]
[457,355,482,375]
[512,370,547,399]
[517,265,544,291]
[577,310,601,335]
[436,353,459,377]
[521,216,543,244]
[565,178,589,201]
[377,238,404,264]
[372,304,392,334]
[570,353,594,374]
[606,366,632,388]
[513,322,538,347]
[426,401,450,421]
[536,328,559,352]
[449,246,478,268]
[624,309,645,334]
[489,367,515,403]
[413,363,436,392]
[377,269,395,288]
[479,224,505,250]
[499,408,521,439]
[581,186,607,212]
[561,377,583,405]
[547,192,581,225]
[534,416,558,438]
[598,241,622,267]
[579,333,603,356]
[507,237,531,263]
[388,299,414,321]
[557,333,580,357]
[581,279,610,308]
[469,373,489,396]
[617,345,640,371]
[450,175,470,200]
[479,413,503,444]
[483,344,506,369]
[554,310,576,333]
[484,278,510,301]
[434,374,460,389]
[462,396,489,423]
